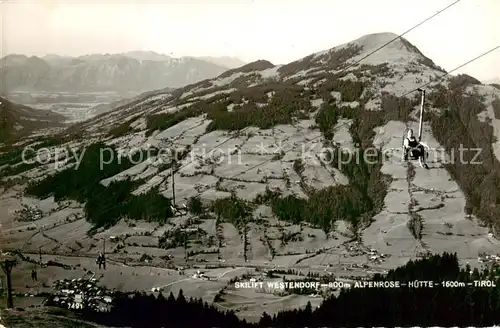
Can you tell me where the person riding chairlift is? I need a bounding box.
[402,129,429,168]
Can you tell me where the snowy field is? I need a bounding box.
[3,113,500,319]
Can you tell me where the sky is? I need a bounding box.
[2,0,500,82]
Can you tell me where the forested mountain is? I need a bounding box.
[2,32,500,325]
[0,52,244,93]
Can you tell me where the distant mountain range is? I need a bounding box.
[0,97,65,142]
[0,51,246,94]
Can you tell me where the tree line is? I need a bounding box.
[24,142,174,228]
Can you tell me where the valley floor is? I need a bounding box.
[2,116,500,321]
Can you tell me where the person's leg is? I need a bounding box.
[417,145,429,168]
